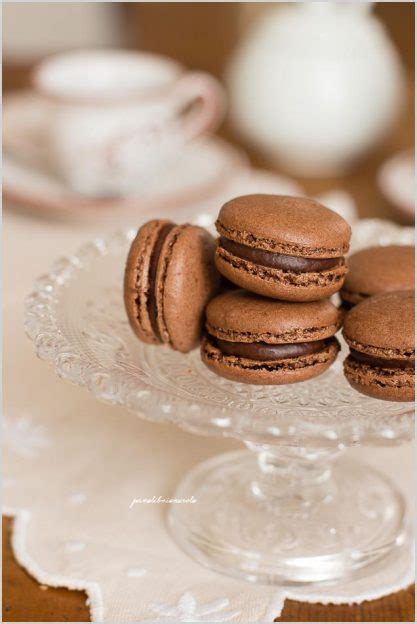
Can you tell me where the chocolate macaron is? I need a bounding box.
[215,194,351,302]
[343,291,415,402]
[340,245,415,309]
[124,219,220,353]
[201,289,342,384]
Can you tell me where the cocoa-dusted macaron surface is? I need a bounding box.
[201,289,342,384]
[343,290,415,402]
[215,194,351,302]
[340,245,415,308]
[124,219,220,353]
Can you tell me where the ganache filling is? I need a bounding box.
[350,349,415,370]
[214,337,334,361]
[219,237,341,273]
[147,223,175,340]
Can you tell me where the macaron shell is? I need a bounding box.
[201,336,340,385]
[216,194,351,258]
[215,247,347,301]
[155,225,220,353]
[339,289,366,306]
[344,356,414,402]
[124,219,171,345]
[343,291,415,356]
[341,245,415,303]
[206,289,342,343]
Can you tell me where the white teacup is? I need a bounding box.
[32,50,226,197]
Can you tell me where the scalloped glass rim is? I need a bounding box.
[24,219,414,448]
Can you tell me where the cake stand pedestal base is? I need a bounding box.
[168,448,406,585]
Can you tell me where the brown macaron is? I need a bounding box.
[340,245,415,309]
[201,289,342,385]
[124,219,221,353]
[215,194,351,302]
[343,291,415,402]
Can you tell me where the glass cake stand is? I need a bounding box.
[25,219,414,586]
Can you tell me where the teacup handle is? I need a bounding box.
[173,72,226,141]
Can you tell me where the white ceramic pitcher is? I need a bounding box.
[227,2,404,177]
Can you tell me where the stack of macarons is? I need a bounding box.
[339,244,414,402]
[124,194,414,402]
[203,195,351,385]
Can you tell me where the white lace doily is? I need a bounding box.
[4,187,415,622]
[3,379,415,621]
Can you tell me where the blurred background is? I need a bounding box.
[3,2,415,224]
[2,6,415,620]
